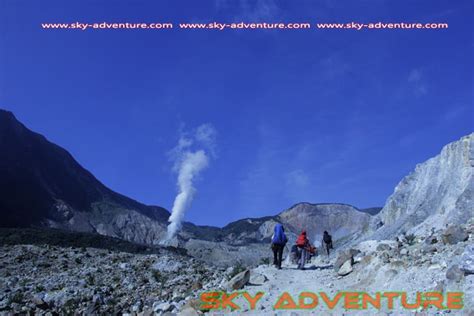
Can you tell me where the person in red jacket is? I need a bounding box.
[296,230,311,270]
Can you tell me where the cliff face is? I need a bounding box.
[371,133,474,239]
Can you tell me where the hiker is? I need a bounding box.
[322,231,333,257]
[296,230,311,270]
[271,223,287,269]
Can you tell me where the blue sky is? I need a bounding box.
[1,0,473,226]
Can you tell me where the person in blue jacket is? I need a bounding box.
[271,223,288,269]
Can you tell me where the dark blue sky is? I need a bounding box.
[1,0,473,226]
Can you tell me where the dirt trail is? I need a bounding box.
[205,246,473,316]
[209,256,369,315]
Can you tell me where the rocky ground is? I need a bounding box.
[0,244,232,315]
[0,222,473,315]
[208,221,474,315]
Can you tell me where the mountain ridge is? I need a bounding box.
[0,109,375,248]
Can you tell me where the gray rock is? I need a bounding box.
[32,295,49,309]
[154,302,173,312]
[92,294,103,305]
[132,301,143,312]
[434,280,445,293]
[334,249,359,271]
[0,299,9,310]
[422,244,438,254]
[227,269,250,290]
[400,248,408,256]
[249,272,268,285]
[119,263,129,269]
[385,269,398,279]
[337,260,353,276]
[353,252,364,263]
[442,225,468,245]
[178,306,200,316]
[376,243,391,251]
[425,235,438,244]
[446,265,464,282]
[461,244,474,274]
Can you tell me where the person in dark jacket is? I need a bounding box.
[271,223,288,269]
[322,231,333,257]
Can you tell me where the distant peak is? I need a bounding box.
[288,202,358,209]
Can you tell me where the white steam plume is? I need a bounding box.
[165,124,216,241]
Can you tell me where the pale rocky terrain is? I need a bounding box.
[209,220,474,315]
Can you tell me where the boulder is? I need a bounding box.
[31,295,49,310]
[380,252,390,263]
[355,240,395,254]
[433,280,445,293]
[421,244,438,254]
[334,249,359,272]
[153,302,173,313]
[460,244,474,275]
[354,240,379,254]
[249,272,268,285]
[178,306,200,316]
[390,260,405,269]
[226,269,250,290]
[424,235,438,245]
[353,252,364,263]
[191,282,202,290]
[385,269,398,279]
[337,260,353,276]
[360,255,373,265]
[442,226,468,245]
[446,265,464,282]
[376,243,392,252]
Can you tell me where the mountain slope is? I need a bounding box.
[370,133,474,239]
[0,109,170,241]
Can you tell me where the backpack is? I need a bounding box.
[296,235,307,248]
